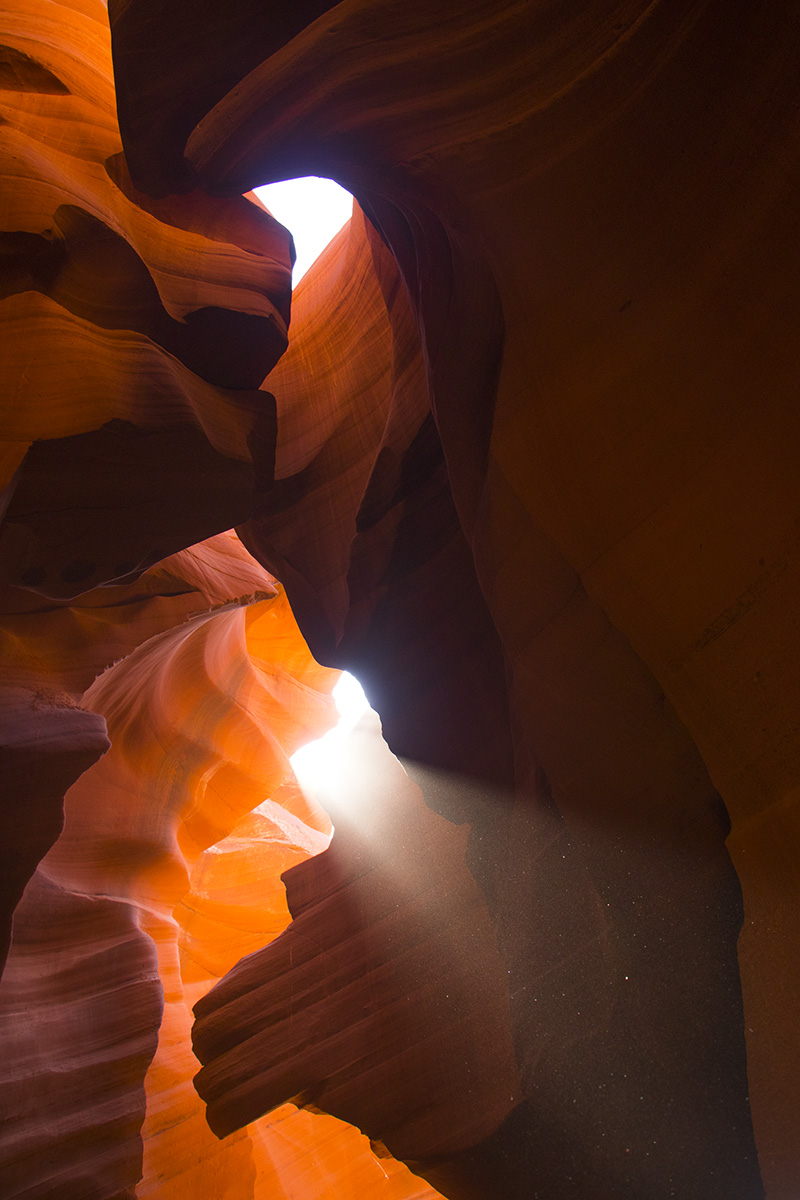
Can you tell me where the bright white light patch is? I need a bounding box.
[290,671,369,781]
[254,176,353,286]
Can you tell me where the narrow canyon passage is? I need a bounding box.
[3,0,800,1197]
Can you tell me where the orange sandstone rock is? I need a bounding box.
[109,0,784,1194]
[4,0,800,1196]
[193,713,521,1166]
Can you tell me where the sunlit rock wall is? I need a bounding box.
[110,0,800,1196]
[0,2,442,1198]
[2,0,800,1197]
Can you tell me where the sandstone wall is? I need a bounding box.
[3,0,799,1196]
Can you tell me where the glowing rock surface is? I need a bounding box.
[0,5,443,1195]
[3,0,800,1196]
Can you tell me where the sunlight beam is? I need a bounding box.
[290,671,370,785]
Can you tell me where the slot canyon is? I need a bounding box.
[1,0,798,1196]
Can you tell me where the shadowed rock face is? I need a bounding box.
[2,0,799,1196]
[0,689,110,971]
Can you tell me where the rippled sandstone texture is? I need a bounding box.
[3,0,800,1196]
[0,3,441,1197]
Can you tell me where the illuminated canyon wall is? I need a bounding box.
[2,0,799,1197]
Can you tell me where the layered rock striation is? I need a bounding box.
[3,0,800,1196]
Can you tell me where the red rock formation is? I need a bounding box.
[0,871,162,1199]
[193,712,520,1161]
[0,3,443,1196]
[0,0,291,599]
[0,688,109,970]
[3,0,800,1195]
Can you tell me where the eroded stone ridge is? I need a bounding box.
[4,0,800,1195]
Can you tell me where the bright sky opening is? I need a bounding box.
[290,671,370,784]
[254,176,353,286]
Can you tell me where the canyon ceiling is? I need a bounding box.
[1,0,799,1197]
